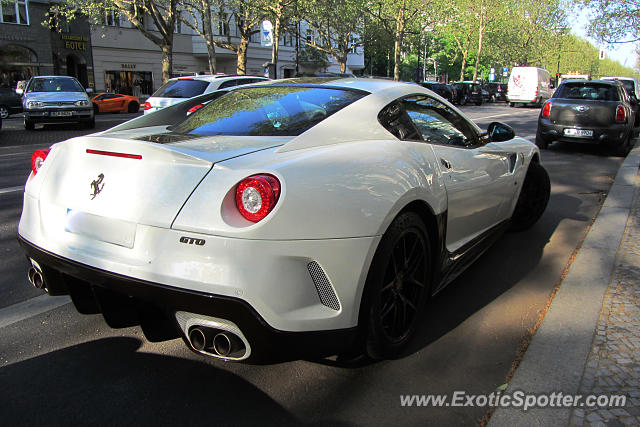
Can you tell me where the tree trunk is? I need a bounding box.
[459,51,467,81]
[271,17,281,79]
[161,44,173,83]
[472,9,485,82]
[206,41,217,74]
[204,4,216,74]
[339,53,347,73]
[237,36,249,74]
[393,2,406,81]
[386,50,391,77]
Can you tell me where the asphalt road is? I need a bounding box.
[0,104,625,426]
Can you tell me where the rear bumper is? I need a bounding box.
[538,119,631,144]
[18,236,358,363]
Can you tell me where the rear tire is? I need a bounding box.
[0,105,9,119]
[24,118,34,130]
[510,162,550,232]
[509,102,515,107]
[610,133,633,157]
[127,102,139,113]
[535,128,551,149]
[364,211,431,360]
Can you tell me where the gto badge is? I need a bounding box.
[180,236,206,246]
[90,173,105,200]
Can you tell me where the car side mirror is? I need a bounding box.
[487,121,515,142]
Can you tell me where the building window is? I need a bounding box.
[174,11,181,33]
[283,32,293,47]
[102,10,120,27]
[305,29,313,44]
[1,0,29,25]
[217,12,229,36]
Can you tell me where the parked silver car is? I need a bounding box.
[21,76,94,130]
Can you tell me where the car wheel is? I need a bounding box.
[364,211,431,360]
[0,105,9,119]
[93,103,99,115]
[510,161,550,232]
[24,118,35,130]
[475,100,482,106]
[610,132,633,157]
[127,102,139,113]
[535,128,551,149]
[509,102,515,107]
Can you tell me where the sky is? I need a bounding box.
[570,9,638,69]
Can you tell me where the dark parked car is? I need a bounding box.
[483,83,508,102]
[420,82,457,103]
[452,82,483,105]
[0,87,23,118]
[536,79,635,156]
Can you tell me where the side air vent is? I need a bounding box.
[307,261,340,311]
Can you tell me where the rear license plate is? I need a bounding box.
[564,128,593,137]
[51,111,73,117]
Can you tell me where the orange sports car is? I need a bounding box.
[91,93,140,114]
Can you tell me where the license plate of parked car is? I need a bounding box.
[563,128,593,137]
[50,111,73,117]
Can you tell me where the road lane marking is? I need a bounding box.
[473,111,539,121]
[0,294,71,329]
[0,186,24,195]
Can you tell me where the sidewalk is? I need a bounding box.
[489,142,640,427]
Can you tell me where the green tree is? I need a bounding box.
[301,0,366,73]
[47,0,179,83]
[580,0,640,44]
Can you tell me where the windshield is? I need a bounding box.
[152,79,210,98]
[27,78,84,93]
[556,83,619,101]
[170,86,367,136]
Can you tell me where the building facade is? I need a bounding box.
[0,2,364,94]
[0,0,94,89]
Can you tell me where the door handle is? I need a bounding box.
[440,158,452,169]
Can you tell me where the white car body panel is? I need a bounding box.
[18,78,541,340]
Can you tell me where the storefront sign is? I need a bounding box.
[121,64,136,69]
[61,35,88,51]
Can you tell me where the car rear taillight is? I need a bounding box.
[616,105,626,123]
[235,174,281,222]
[178,77,194,81]
[542,101,552,118]
[31,149,50,175]
[187,104,204,114]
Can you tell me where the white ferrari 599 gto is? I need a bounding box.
[19,78,550,363]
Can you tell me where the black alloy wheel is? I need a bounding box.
[365,212,430,359]
[510,162,551,231]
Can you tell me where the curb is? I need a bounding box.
[489,141,640,426]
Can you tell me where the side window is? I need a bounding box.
[405,97,478,147]
[218,80,238,89]
[378,101,421,141]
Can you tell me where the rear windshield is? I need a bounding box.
[152,79,210,98]
[555,83,619,101]
[170,86,367,136]
[27,78,84,93]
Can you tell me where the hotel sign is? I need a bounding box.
[61,35,88,51]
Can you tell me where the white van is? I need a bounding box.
[507,67,553,107]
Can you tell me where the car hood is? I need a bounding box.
[24,92,89,102]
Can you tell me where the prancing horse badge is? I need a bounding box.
[90,173,105,199]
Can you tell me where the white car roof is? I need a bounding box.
[168,75,268,83]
